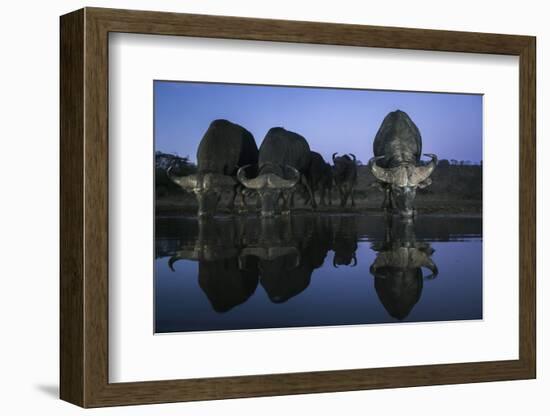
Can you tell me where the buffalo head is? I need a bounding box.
[332,153,356,175]
[167,167,235,218]
[237,164,300,217]
[369,154,438,218]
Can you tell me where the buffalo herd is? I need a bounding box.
[166,110,438,218]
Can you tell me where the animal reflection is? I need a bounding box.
[369,217,438,320]
[167,215,359,311]
[168,219,258,313]
[250,216,332,302]
[331,216,358,268]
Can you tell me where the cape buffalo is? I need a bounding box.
[332,153,357,207]
[369,110,437,218]
[304,151,333,207]
[237,127,315,217]
[167,119,259,218]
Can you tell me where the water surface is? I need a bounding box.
[155,213,482,333]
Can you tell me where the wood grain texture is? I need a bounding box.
[59,8,84,407]
[518,38,536,375]
[88,7,532,54]
[83,10,110,406]
[59,7,537,408]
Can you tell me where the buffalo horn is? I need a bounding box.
[266,165,300,189]
[410,154,438,186]
[166,167,198,190]
[237,165,266,189]
[369,156,394,184]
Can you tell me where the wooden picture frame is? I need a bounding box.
[60,7,536,408]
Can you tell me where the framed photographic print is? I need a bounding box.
[60,7,536,407]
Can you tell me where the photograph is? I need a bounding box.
[153,81,483,333]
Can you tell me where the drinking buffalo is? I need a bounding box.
[167,119,259,218]
[369,110,437,217]
[305,151,333,206]
[332,153,357,207]
[237,127,315,217]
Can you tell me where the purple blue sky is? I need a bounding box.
[154,81,482,164]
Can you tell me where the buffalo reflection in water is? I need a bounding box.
[331,215,358,268]
[369,217,438,320]
[244,216,331,303]
[167,215,358,311]
[168,219,259,313]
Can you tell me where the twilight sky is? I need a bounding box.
[154,81,482,164]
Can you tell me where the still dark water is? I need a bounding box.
[155,213,482,333]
